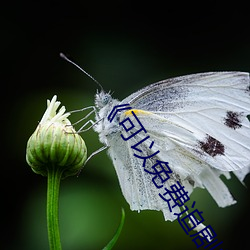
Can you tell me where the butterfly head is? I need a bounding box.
[95,90,114,109]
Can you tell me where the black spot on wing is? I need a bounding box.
[224,111,243,130]
[199,135,225,157]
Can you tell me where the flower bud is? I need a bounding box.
[26,95,87,178]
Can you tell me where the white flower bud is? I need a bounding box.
[26,95,87,178]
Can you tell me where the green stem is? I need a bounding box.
[47,165,63,250]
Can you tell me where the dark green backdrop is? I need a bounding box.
[2,2,250,250]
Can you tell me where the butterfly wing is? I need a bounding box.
[106,129,182,221]
[121,72,250,173]
[107,110,237,221]
[104,72,250,221]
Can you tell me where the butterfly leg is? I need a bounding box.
[70,106,96,125]
[76,116,105,133]
[68,106,100,132]
[77,145,108,175]
[85,145,108,165]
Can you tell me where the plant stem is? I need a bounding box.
[47,165,63,250]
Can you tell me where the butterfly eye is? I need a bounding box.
[102,93,111,105]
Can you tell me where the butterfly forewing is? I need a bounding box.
[121,72,250,172]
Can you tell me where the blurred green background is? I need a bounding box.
[2,2,250,250]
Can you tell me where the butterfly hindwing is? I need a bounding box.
[107,129,181,221]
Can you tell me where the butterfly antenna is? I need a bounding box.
[60,53,104,91]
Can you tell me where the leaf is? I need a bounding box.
[102,208,125,250]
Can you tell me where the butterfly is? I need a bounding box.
[88,71,250,221]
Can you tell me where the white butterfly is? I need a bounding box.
[86,71,250,222]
